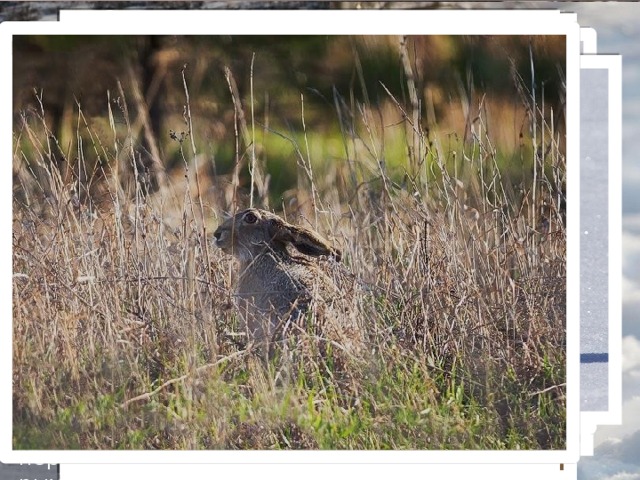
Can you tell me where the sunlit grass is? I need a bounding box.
[12,48,566,450]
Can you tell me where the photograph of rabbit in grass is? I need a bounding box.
[12,34,567,450]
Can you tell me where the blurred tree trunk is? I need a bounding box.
[132,35,168,194]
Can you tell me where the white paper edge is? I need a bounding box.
[578,54,623,457]
[1,8,581,465]
[580,27,598,54]
[62,462,578,480]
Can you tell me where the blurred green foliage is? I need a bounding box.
[13,34,565,202]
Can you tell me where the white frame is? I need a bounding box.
[1,8,581,466]
[578,54,623,456]
[580,27,598,54]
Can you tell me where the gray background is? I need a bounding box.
[0,463,59,480]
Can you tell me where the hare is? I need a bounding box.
[213,208,362,360]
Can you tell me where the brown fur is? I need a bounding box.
[213,208,362,361]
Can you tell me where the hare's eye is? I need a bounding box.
[243,212,258,224]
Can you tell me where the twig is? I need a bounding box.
[120,349,250,409]
[528,383,566,398]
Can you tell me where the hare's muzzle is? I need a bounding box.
[213,226,228,249]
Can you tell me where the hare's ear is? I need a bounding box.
[268,218,342,261]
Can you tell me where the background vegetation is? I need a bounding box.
[12,34,567,449]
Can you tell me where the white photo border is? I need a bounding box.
[580,27,598,54]
[1,8,581,464]
[578,54,623,456]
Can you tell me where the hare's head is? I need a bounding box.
[213,208,341,263]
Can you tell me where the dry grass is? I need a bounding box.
[12,52,566,450]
